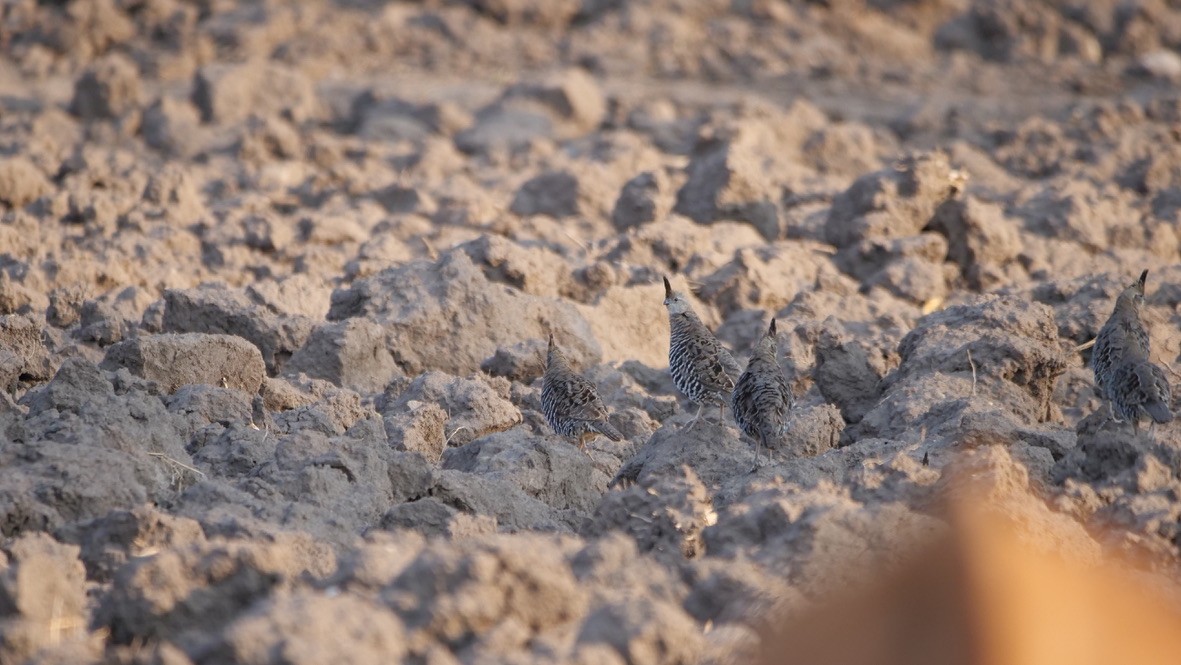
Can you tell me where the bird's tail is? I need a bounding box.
[1145,399,1173,425]
[594,420,624,442]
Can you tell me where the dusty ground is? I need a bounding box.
[2,1,1181,663]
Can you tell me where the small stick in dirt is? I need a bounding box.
[1157,354,1181,382]
[1075,338,1096,352]
[967,348,977,396]
[49,595,63,644]
[148,452,206,478]
[561,228,589,254]
[421,236,438,260]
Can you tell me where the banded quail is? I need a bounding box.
[663,276,742,427]
[1109,348,1173,437]
[1092,270,1151,419]
[541,334,623,450]
[732,318,794,470]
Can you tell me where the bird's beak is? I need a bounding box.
[1139,269,1149,291]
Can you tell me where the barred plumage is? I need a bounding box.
[1092,269,1151,411]
[541,334,623,451]
[663,276,742,427]
[732,318,794,469]
[1109,350,1173,436]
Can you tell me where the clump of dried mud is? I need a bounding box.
[3,1,1181,663]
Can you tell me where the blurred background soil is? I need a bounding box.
[2,1,1181,663]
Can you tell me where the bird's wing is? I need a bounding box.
[719,346,743,381]
[694,339,741,393]
[557,374,611,422]
[1141,363,1175,423]
[765,372,795,437]
[1134,361,1172,403]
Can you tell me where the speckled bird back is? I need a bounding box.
[542,337,623,444]
[731,324,793,447]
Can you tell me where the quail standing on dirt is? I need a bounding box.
[663,276,742,427]
[1092,270,1152,419]
[542,333,623,451]
[1108,347,1174,436]
[732,318,794,470]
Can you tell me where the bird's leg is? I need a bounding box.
[1132,418,1140,438]
[1108,401,1124,424]
[686,403,704,429]
[750,435,761,474]
[718,402,725,425]
[576,433,588,451]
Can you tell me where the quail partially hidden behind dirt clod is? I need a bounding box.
[732,318,794,470]
[541,333,623,451]
[1109,347,1173,436]
[1092,270,1152,419]
[663,276,742,427]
